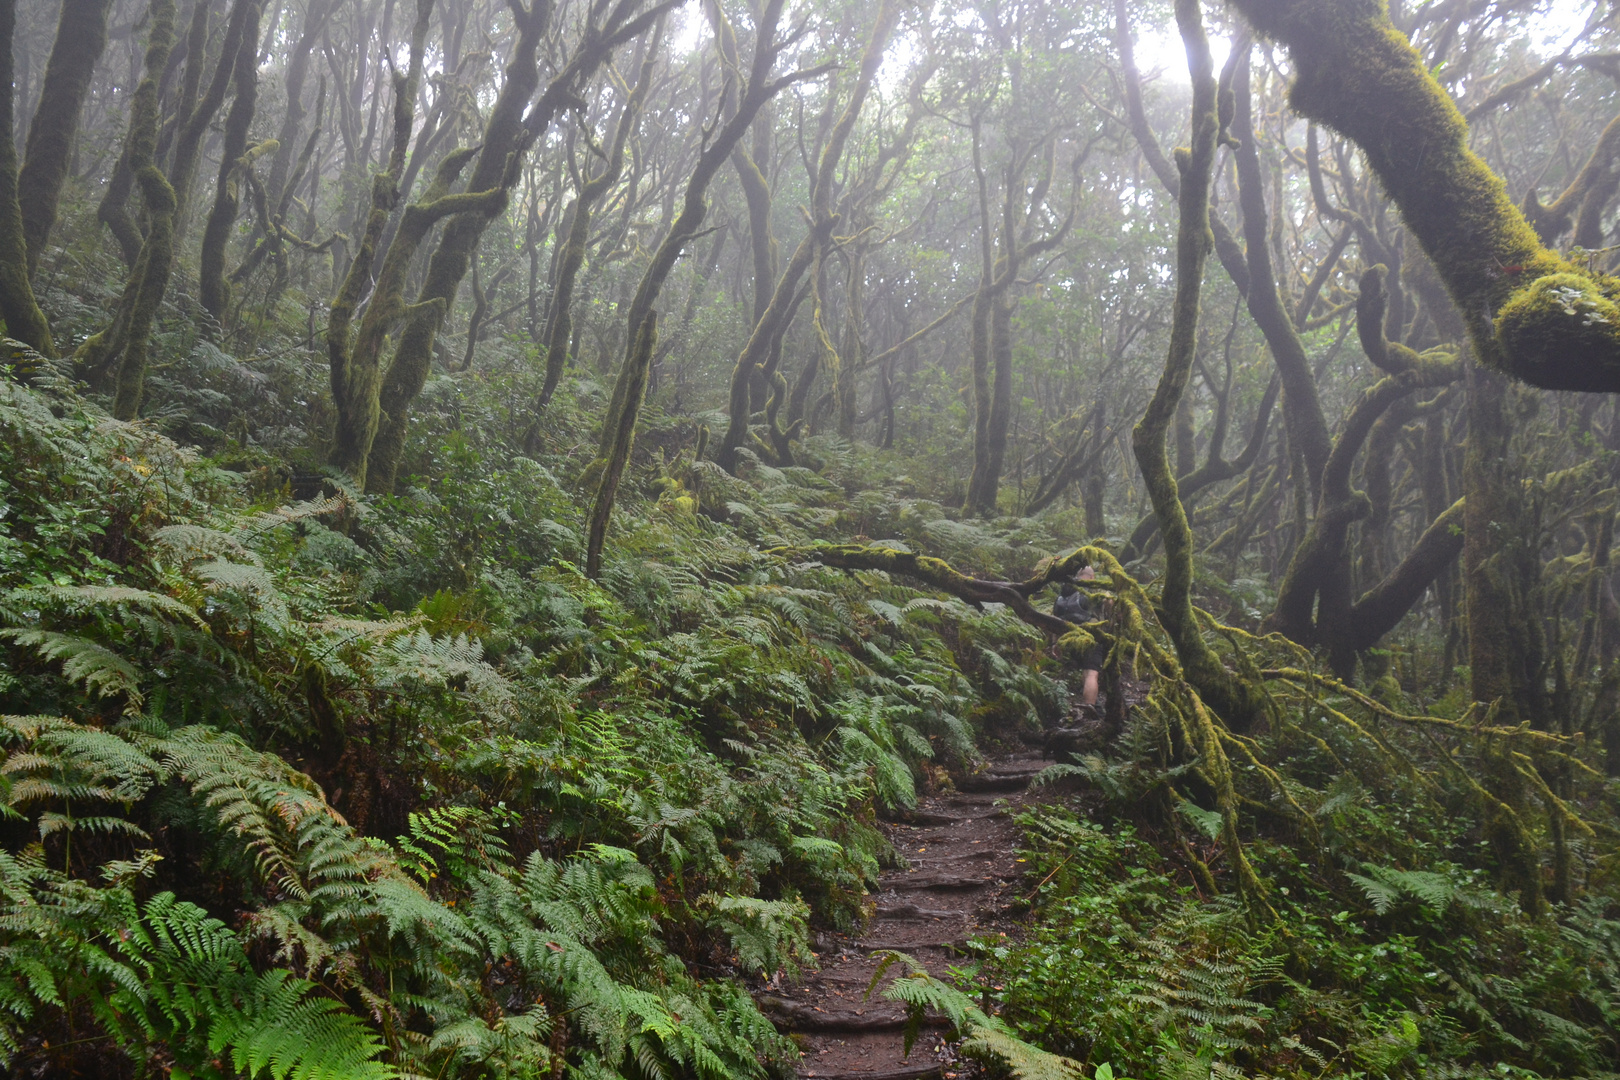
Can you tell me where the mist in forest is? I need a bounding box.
[8,0,1620,1076]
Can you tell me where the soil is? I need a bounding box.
[756,749,1054,1079]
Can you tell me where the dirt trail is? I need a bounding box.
[758,750,1051,1079]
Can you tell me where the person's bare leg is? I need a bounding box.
[1083,668,1099,707]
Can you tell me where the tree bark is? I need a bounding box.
[1129,0,1267,735]
[17,0,116,280]
[1228,0,1620,393]
[0,0,56,359]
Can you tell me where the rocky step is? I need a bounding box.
[799,1064,944,1080]
[885,874,996,891]
[758,996,946,1034]
[873,903,968,920]
[856,937,969,951]
[960,768,1046,793]
[888,808,1006,827]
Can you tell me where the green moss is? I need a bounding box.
[1231,0,1620,391]
[1495,273,1620,391]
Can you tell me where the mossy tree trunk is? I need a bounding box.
[965,137,1073,518]
[101,0,179,415]
[0,0,56,359]
[326,0,439,487]
[1228,53,1332,498]
[364,0,675,494]
[16,0,116,281]
[265,0,336,214]
[586,0,827,577]
[527,30,658,433]
[714,0,900,473]
[198,0,268,324]
[1267,268,1462,674]
[332,150,500,485]
[1228,0,1620,393]
[1128,0,1268,735]
[76,0,256,401]
[707,0,776,336]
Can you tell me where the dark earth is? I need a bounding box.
[757,749,1055,1079]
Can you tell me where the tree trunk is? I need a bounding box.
[0,0,56,359]
[529,35,656,428]
[714,0,898,472]
[327,0,435,485]
[587,0,812,575]
[365,0,670,493]
[17,0,116,280]
[1129,0,1267,735]
[198,0,268,325]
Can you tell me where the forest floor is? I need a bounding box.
[756,746,1056,1079]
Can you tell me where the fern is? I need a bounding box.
[110,892,394,1080]
[699,893,812,977]
[868,951,1083,1077]
[1,630,145,708]
[395,805,513,886]
[1345,864,1458,915]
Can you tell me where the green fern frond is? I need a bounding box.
[1,630,144,708]
[1,584,206,629]
[115,893,395,1080]
[152,524,261,567]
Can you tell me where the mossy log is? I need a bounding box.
[769,542,1105,639]
[1229,0,1620,392]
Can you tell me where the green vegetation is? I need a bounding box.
[9,0,1620,1076]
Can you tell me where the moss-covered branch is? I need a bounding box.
[768,542,1106,638]
[1229,0,1620,392]
[1341,497,1465,652]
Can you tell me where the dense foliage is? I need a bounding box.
[10,0,1620,1076]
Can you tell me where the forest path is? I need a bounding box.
[757,749,1052,1079]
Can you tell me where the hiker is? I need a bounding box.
[1053,565,1105,713]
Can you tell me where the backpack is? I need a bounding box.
[1053,590,1092,624]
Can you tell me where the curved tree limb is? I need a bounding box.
[1228,0,1620,393]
